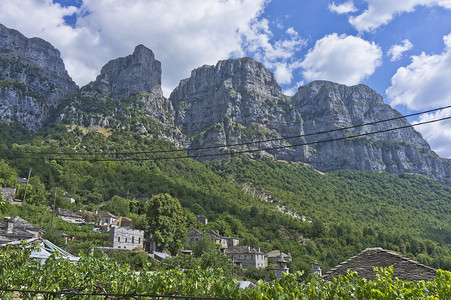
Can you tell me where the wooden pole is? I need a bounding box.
[51,187,57,229]
[22,168,31,204]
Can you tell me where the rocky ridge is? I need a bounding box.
[0,23,450,183]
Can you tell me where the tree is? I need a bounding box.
[146,193,187,253]
[0,159,18,188]
[103,195,130,217]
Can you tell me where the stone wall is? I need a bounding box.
[109,227,144,250]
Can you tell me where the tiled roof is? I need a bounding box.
[323,247,437,281]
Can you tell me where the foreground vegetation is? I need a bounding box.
[1,246,450,299]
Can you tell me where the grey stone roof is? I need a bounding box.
[0,216,41,232]
[187,228,203,237]
[0,217,41,241]
[97,211,117,218]
[224,245,265,255]
[323,247,437,281]
[267,250,292,260]
[54,208,82,219]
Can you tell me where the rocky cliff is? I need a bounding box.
[170,58,305,158]
[292,81,451,182]
[92,44,163,98]
[0,24,78,130]
[57,44,179,142]
[170,60,451,182]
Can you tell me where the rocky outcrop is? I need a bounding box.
[92,45,163,97]
[170,58,305,159]
[171,62,451,182]
[0,23,78,130]
[291,81,451,182]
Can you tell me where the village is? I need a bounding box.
[1,182,439,284]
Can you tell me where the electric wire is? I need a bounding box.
[1,114,450,162]
[1,104,451,157]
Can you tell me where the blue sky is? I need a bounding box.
[0,0,451,157]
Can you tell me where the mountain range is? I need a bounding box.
[1,23,450,184]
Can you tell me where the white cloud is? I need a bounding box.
[0,0,271,95]
[388,39,413,61]
[349,0,451,32]
[328,1,358,14]
[412,109,451,158]
[283,81,304,96]
[240,20,306,85]
[387,33,451,110]
[300,33,382,85]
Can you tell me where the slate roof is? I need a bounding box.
[0,216,41,232]
[323,247,437,281]
[267,250,292,261]
[54,208,82,219]
[0,217,42,243]
[187,228,203,237]
[224,245,265,255]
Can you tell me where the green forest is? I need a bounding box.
[1,121,451,276]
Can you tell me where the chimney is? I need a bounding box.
[4,217,14,234]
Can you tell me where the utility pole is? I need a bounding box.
[51,187,57,229]
[22,168,31,204]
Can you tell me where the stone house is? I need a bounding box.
[1,187,16,202]
[322,247,437,281]
[187,228,203,243]
[267,250,292,265]
[223,237,240,248]
[109,227,144,250]
[187,228,240,249]
[0,216,42,244]
[96,211,118,228]
[224,245,267,269]
[209,230,229,248]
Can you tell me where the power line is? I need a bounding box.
[2,114,450,162]
[2,104,451,157]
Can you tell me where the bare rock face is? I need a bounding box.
[0,23,78,130]
[93,45,163,97]
[291,81,450,182]
[170,58,305,159]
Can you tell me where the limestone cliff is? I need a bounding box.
[92,45,163,98]
[0,24,78,130]
[292,81,451,182]
[170,58,305,159]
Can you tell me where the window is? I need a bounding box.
[125,237,128,243]
[132,237,134,243]
[138,237,141,244]
[118,237,120,242]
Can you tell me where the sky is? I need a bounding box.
[0,0,451,157]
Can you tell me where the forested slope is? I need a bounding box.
[1,123,450,274]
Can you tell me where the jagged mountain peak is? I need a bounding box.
[93,44,163,97]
